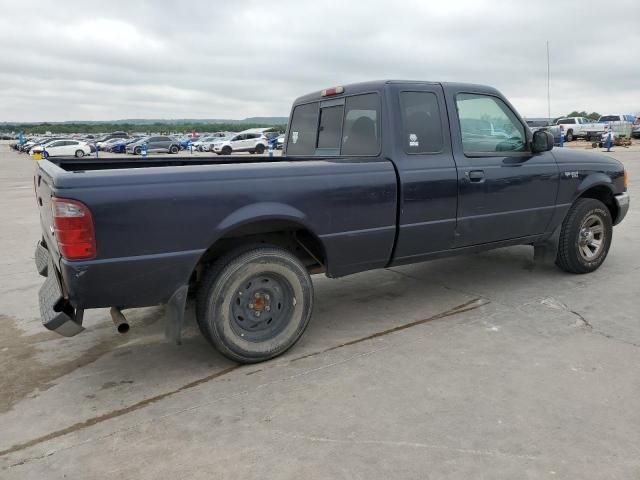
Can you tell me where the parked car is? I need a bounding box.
[191,136,222,152]
[31,139,91,158]
[212,132,269,155]
[554,117,590,141]
[633,117,640,138]
[106,138,131,153]
[33,80,629,364]
[98,137,128,151]
[126,135,180,154]
[179,136,198,149]
[276,134,285,149]
[95,132,128,144]
[525,120,561,145]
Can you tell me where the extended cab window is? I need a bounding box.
[287,102,319,155]
[341,93,380,155]
[400,91,443,153]
[317,105,343,149]
[456,93,526,154]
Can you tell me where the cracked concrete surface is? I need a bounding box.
[0,142,639,479]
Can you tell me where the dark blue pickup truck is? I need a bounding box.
[34,80,630,363]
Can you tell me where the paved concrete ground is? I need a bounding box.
[0,142,638,479]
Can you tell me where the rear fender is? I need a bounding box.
[214,202,315,241]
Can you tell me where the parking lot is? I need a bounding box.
[0,141,638,478]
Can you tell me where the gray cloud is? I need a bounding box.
[1,0,639,121]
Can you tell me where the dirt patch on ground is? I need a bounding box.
[0,315,128,413]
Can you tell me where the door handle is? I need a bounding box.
[467,170,485,182]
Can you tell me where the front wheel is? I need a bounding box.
[556,198,612,274]
[255,144,265,154]
[566,130,574,142]
[221,146,232,155]
[134,146,141,155]
[196,245,314,363]
[170,145,179,154]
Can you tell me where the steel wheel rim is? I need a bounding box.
[578,214,605,260]
[229,272,295,343]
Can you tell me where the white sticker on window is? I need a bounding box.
[292,131,299,144]
[409,133,419,147]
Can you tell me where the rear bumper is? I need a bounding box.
[614,192,630,225]
[35,242,85,337]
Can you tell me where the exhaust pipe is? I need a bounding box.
[110,307,130,334]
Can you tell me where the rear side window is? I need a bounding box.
[287,102,318,155]
[342,93,380,155]
[399,92,443,153]
[557,118,576,124]
[317,105,343,149]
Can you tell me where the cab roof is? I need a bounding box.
[292,80,501,105]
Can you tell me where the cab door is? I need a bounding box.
[387,84,459,264]
[445,89,559,247]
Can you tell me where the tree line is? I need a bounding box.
[562,111,601,120]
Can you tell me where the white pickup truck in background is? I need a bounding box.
[582,114,636,143]
[554,117,591,141]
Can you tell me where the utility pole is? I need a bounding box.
[546,41,551,121]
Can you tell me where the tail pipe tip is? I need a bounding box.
[110,307,130,334]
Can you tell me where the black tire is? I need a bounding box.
[196,245,314,363]
[75,150,85,158]
[221,146,232,155]
[556,198,612,274]
[134,146,141,155]
[254,144,265,154]
[566,130,574,142]
[170,145,179,154]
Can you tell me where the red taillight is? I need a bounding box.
[51,197,96,260]
[321,86,345,97]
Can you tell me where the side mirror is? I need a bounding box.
[532,129,554,153]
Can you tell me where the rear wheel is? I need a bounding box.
[556,198,612,274]
[221,146,232,155]
[566,129,574,142]
[255,144,265,154]
[196,245,314,363]
[170,145,179,154]
[75,150,85,158]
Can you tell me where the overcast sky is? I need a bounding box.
[1,0,638,122]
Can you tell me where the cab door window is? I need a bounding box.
[456,93,526,154]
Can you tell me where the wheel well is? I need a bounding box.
[189,221,327,288]
[579,185,617,220]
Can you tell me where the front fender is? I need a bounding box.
[574,172,615,201]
